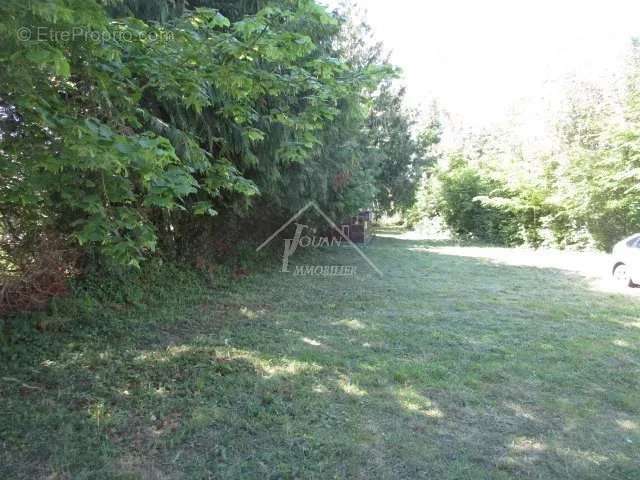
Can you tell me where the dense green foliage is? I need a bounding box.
[424,41,640,249]
[431,156,520,245]
[0,0,431,277]
[368,83,429,213]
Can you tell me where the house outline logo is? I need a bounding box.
[256,201,383,277]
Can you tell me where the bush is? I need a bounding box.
[433,161,521,245]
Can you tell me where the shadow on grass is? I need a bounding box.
[1,234,640,479]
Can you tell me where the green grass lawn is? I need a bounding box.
[2,232,640,479]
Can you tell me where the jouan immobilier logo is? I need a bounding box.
[256,202,383,277]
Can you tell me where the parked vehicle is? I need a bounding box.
[612,233,640,286]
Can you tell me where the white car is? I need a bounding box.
[612,233,640,287]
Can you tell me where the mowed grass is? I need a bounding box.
[1,231,640,479]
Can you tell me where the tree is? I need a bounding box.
[0,0,406,275]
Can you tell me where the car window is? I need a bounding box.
[625,236,640,247]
